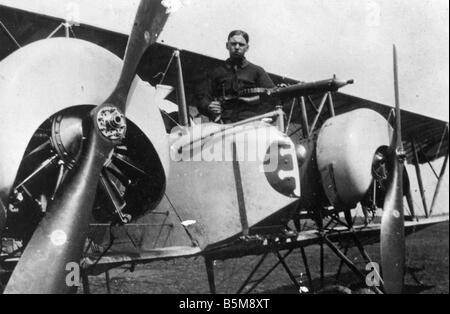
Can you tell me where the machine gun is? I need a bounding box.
[244,77,353,99]
[213,77,353,123]
[218,77,354,107]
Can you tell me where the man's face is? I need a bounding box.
[226,35,249,60]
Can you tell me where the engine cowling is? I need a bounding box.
[0,38,170,232]
[316,109,392,207]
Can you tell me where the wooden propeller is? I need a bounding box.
[380,45,406,294]
[4,0,169,293]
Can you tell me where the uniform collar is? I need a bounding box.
[226,57,249,69]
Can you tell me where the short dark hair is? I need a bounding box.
[227,30,249,43]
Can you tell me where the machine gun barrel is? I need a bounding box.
[266,77,353,99]
[220,77,353,109]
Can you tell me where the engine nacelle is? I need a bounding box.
[0,38,170,228]
[316,109,392,207]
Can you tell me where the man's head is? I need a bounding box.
[226,30,249,61]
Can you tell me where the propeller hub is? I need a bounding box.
[96,106,127,141]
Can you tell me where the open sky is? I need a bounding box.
[1,0,448,121]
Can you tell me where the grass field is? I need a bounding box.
[86,221,449,294]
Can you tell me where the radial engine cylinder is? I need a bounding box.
[316,109,392,207]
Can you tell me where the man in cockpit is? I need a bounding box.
[196,30,276,123]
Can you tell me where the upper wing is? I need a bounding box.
[3,4,446,165]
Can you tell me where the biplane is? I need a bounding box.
[0,0,448,294]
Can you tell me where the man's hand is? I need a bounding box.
[208,101,222,115]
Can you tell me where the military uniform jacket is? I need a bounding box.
[196,57,276,122]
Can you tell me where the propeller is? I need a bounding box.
[4,0,170,293]
[380,45,406,294]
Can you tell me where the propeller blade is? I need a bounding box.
[4,0,170,293]
[4,121,113,293]
[380,45,405,294]
[105,0,170,111]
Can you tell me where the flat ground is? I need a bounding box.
[85,222,449,294]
